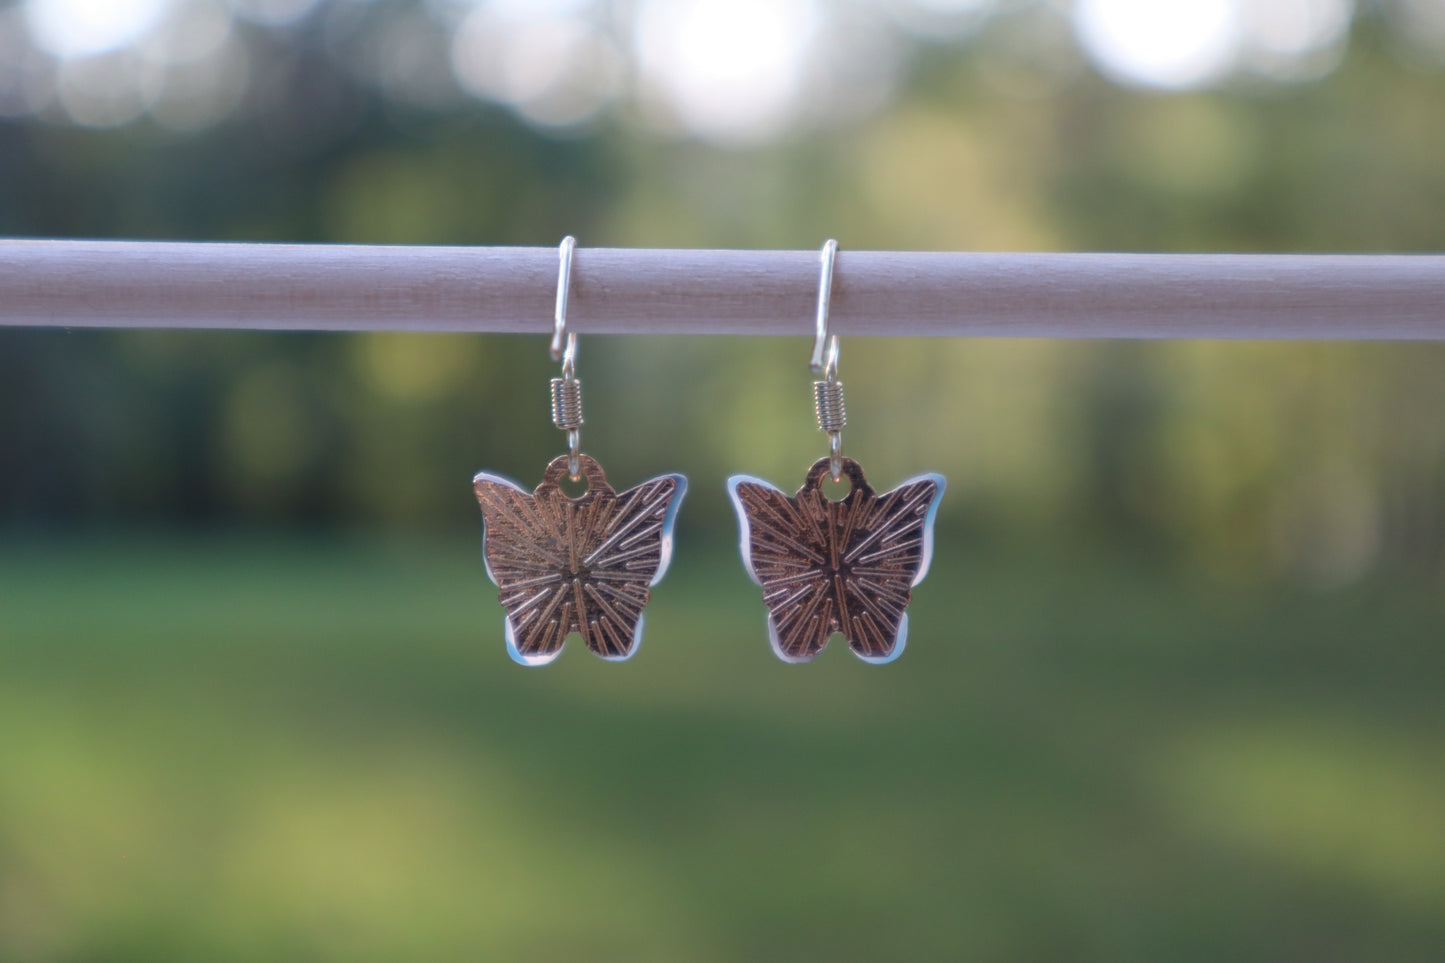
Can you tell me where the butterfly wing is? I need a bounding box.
[836,474,946,664]
[727,475,836,663]
[472,471,571,666]
[574,473,687,661]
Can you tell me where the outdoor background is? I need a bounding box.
[2,0,1445,960]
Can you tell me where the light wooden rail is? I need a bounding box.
[2,240,1443,339]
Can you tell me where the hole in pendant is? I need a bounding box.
[821,474,850,502]
[559,474,590,499]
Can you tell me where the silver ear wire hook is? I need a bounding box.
[809,238,838,378]
[551,235,578,376]
[809,239,846,480]
[549,236,583,479]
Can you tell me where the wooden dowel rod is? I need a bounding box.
[1,239,1443,339]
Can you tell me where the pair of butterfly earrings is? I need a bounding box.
[472,238,946,666]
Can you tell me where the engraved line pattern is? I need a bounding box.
[474,454,682,663]
[733,457,940,663]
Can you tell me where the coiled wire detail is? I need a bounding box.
[550,377,583,432]
[813,378,846,435]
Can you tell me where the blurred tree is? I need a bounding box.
[1,0,1443,583]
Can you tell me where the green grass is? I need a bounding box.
[1,535,1442,962]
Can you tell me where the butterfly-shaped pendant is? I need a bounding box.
[728,457,945,665]
[473,454,686,666]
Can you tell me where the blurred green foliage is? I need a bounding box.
[5,20,1445,580]
[1,537,1443,961]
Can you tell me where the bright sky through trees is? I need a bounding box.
[1,0,1427,137]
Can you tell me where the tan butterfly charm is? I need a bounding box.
[474,454,686,666]
[728,456,944,664]
[474,237,686,666]
[727,240,945,664]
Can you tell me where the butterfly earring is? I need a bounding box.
[727,239,945,664]
[472,237,687,666]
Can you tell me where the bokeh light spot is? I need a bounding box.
[148,36,249,131]
[634,0,819,143]
[56,50,164,127]
[1240,0,1353,81]
[1073,0,1239,89]
[139,0,233,66]
[450,0,619,128]
[25,0,169,58]
[0,8,56,117]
